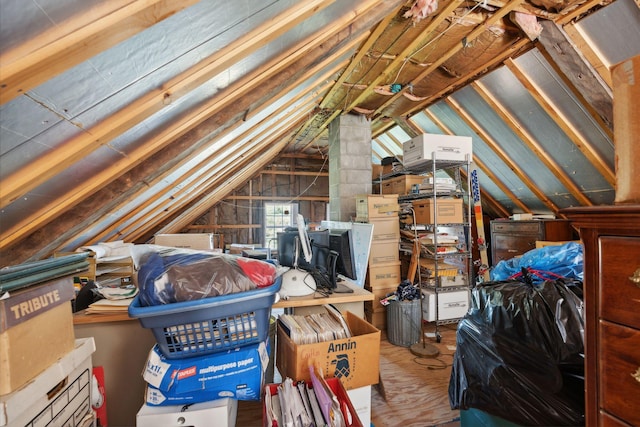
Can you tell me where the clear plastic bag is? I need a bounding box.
[133,245,277,306]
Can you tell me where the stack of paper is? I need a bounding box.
[85,298,132,314]
[278,305,351,345]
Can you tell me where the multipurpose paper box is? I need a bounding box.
[276,311,380,390]
[0,277,76,395]
[143,339,269,405]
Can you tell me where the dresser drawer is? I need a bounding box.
[600,236,640,329]
[491,221,542,234]
[599,321,640,427]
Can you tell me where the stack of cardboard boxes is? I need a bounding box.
[0,275,96,427]
[355,194,403,331]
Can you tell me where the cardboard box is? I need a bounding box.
[380,175,424,195]
[402,133,472,169]
[137,398,237,427]
[0,277,76,395]
[369,239,399,264]
[154,233,215,250]
[364,286,397,313]
[365,261,401,289]
[612,54,640,203]
[369,217,400,242]
[365,309,386,331]
[411,198,464,224]
[0,338,95,427]
[421,288,470,322]
[355,194,399,221]
[276,311,380,390]
[143,339,269,405]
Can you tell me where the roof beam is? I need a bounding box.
[374,0,525,117]
[148,118,306,237]
[0,0,347,250]
[0,0,337,209]
[125,108,310,241]
[0,0,201,105]
[445,97,553,213]
[98,96,322,243]
[504,57,615,186]
[422,109,517,214]
[536,19,613,129]
[472,80,594,206]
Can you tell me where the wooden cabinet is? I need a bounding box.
[563,206,640,427]
[489,219,575,266]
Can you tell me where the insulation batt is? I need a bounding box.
[404,0,439,23]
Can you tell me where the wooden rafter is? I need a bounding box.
[445,97,551,213]
[151,119,306,236]
[472,80,594,206]
[0,2,354,250]
[0,0,201,105]
[286,0,405,149]
[0,0,337,209]
[505,58,615,186]
[422,109,516,214]
[374,0,525,117]
[87,85,331,246]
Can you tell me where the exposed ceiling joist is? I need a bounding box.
[505,57,615,186]
[0,0,201,105]
[0,0,337,209]
[472,80,594,206]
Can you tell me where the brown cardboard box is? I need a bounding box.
[364,286,397,313]
[0,278,76,395]
[369,239,399,264]
[154,233,215,250]
[355,194,399,221]
[365,261,401,289]
[369,217,400,242]
[276,311,380,390]
[410,198,464,224]
[365,309,386,331]
[380,175,424,196]
[611,54,640,203]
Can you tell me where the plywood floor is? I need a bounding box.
[236,322,461,427]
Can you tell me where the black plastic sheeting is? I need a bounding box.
[449,276,585,426]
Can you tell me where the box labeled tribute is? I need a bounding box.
[276,311,380,390]
[403,133,472,168]
[143,339,269,405]
[0,277,76,395]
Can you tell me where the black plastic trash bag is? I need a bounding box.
[449,277,585,426]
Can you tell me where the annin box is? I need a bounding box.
[276,311,380,390]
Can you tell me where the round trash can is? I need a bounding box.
[386,299,421,347]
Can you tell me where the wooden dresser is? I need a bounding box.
[489,219,575,266]
[563,206,640,427]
